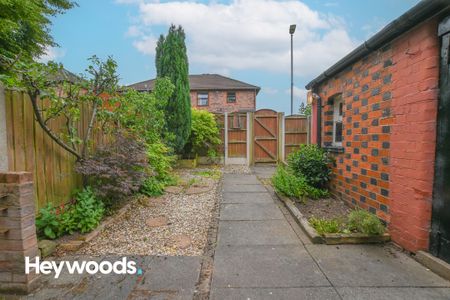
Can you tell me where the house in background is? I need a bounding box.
[128,74,260,113]
[306,1,450,264]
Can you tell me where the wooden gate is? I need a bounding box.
[253,109,278,163]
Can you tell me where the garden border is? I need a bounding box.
[39,201,133,257]
[273,189,391,245]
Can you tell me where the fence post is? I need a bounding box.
[307,115,311,145]
[0,84,8,171]
[246,112,250,166]
[224,112,228,165]
[278,112,285,163]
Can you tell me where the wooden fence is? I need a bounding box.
[284,115,309,157]
[215,111,310,165]
[0,90,310,210]
[3,90,108,210]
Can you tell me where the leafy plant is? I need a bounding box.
[287,144,333,189]
[108,79,174,145]
[76,132,147,206]
[147,141,176,183]
[271,166,328,201]
[309,217,343,234]
[195,169,221,180]
[140,177,165,197]
[73,187,104,233]
[2,56,119,161]
[348,210,385,235]
[0,0,75,74]
[59,208,77,235]
[183,109,222,158]
[35,204,61,239]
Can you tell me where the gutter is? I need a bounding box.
[305,0,450,90]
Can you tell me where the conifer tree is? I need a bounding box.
[155,25,191,153]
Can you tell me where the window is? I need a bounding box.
[227,92,236,103]
[332,95,343,146]
[197,92,209,106]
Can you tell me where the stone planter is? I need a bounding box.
[177,158,198,169]
[273,189,391,245]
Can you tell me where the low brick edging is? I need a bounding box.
[271,188,390,245]
[0,172,41,294]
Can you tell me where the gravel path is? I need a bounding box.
[74,167,222,256]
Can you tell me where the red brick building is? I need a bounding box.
[128,74,260,113]
[306,1,450,263]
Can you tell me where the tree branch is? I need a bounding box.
[81,100,98,158]
[29,91,81,160]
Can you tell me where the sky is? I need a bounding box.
[42,0,420,114]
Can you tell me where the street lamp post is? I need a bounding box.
[289,24,296,115]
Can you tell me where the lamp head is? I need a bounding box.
[289,24,296,34]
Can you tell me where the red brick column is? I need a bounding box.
[0,172,40,294]
[389,19,439,252]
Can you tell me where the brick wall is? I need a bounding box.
[0,172,40,294]
[190,90,256,113]
[312,18,439,252]
[389,19,439,252]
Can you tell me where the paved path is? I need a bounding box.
[211,166,450,300]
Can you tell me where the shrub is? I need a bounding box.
[76,132,147,206]
[140,177,165,197]
[287,144,332,189]
[271,166,328,201]
[309,217,343,234]
[183,109,221,158]
[347,210,385,235]
[147,140,176,183]
[35,187,104,239]
[73,187,104,233]
[36,204,62,239]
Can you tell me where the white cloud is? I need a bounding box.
[122,0,357,77]
[133,35,157,55]
[38,47,66,63]
[285,86,307,101]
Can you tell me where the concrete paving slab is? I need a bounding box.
[212,245,330,288]
[217,220,300,246]
[211,287,340,300]
[252,166,276,179]
[222,192,274,204]
[136,256,201,295]
[219,203,284,220]
[223,184,267,193]
[306,244,450,287]
[223,174,260,185]
[337,287,450,300]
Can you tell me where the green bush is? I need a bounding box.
[140,177,165,197]
[35,187,105,239]
[73,187,104,233]
[287,144,332,189]
[348,210,385,235]
[183,109,221,158]
[309,217,342,234]
[36,204,62,239]
[271,166,328,201]
[147,140,176,183]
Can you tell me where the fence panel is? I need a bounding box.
[227,112,247,158]
[4,90,106,210]
[284,115,308,158]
